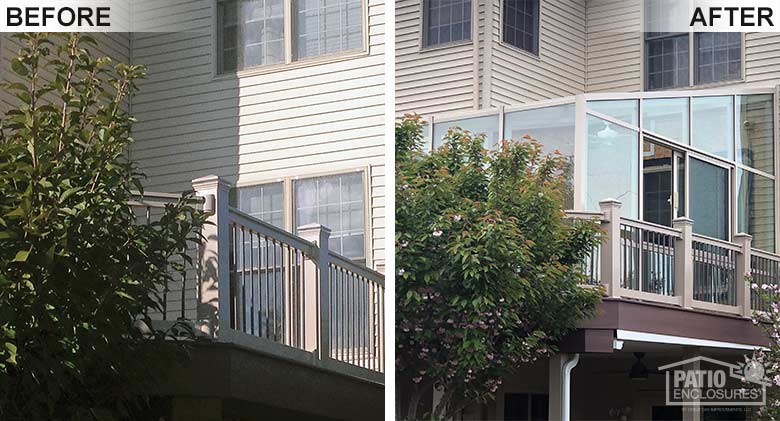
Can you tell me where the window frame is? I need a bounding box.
[499,0,541,57]
[231,168,372,263]
[419,0,475,50]
[214,0,369,77]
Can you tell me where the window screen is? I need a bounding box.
[424,0,472,47]
[502,0,539,54]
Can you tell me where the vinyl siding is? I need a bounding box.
[395,0,477,115]
[489,0,586,106]
[585,0,642,92]
[129,0,386,271]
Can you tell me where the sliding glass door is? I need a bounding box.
[688,157,730,240]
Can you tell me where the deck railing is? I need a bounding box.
[578,199,761,316]
[132,176,385,383]
[750,249,780,312]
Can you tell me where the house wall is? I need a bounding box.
[584,0,642,92]
[127,0,386,270]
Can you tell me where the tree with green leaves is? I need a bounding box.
[0,33,206,419]
[395,115,603,420]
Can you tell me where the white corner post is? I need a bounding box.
[192,175,232,337]
[297,224,331,359]
[548,353,580,421]
[734,232,753,317]
[599,199,622,296]
[673,217,694,308]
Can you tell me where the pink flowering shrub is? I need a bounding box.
[395,116,603,420]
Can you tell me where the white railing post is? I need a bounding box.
[298,224,332,360]
[599,199,622,296]
[192,175,232,337]
[734,233,753,317]
[673,217,694,308]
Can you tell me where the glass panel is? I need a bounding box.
[642,98,689,144]
[738,169,775,252]
[587,100,639,126]
[232,182,285,228]
[218,0,285,72]
[295,172,365,259]
[695,33,742,85]
[502,0,539,54]
[736,94,774,175]
[425,0,472,47]
[585,115,640,218]
[645,34,689,90]
[689,158,729,240]
[432,114,500,149]
[643,140,674,227]
[505,105,576,208]
[692,96,734,160]
[295,0,363,59]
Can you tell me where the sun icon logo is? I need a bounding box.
[735,357,768,385]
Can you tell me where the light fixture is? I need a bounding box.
[629,352,648,381]
[597,121,618,140]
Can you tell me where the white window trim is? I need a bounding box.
[232,167,372,264]
[212,0,370,78]
[497,0,542,60]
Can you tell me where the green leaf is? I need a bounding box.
[12,249,30,262]
[10,58,28,76]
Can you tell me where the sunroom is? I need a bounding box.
[426,88,779,315]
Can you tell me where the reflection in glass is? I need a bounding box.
[295,173,365,259]
[642,98,689,144]
[232,182,285,228]
[737,94,775,175]
[689,158,729,240]
[738,169,775,252]
[642,141,673,227]
[588,100,639,126]
[505,104,576,208]
[432,115,500,149]
[585,115,639,218]
[692,96,734,160]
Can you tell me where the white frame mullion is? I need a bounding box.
[284,0,294,63]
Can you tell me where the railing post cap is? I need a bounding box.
[192,175,232,192]
[672,217,694,226]
[297,224,332,236]
[598,198,622,207]
[734,232,753,241]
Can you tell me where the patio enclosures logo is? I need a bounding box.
[0,0,203,32]
[660,356,769,406]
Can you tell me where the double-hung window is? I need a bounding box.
[217,0,365,73]
[644,0,742,90]
[423,0,472,47]
[502,0,539,55]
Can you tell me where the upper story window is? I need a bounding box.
[644,0,742,90]
[423,0,472,47]
[218,0,365,74]
[502,0,539,55]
